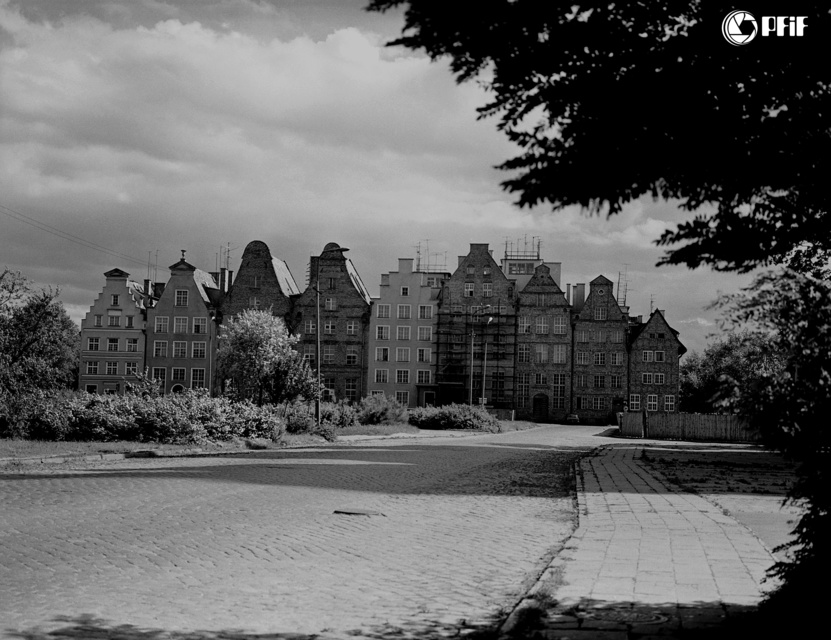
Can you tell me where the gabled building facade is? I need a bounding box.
[571,276,629,422]
[79,269,152,394]
[292,243,371,403]
[515,264,572,421]
[367,258,449,407]
[145,256,223,394]
[222,240,298,322]
[435,243,517,407]
[628,309,687,413]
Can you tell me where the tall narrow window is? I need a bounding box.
[175,290,188,306]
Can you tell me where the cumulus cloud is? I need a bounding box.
[0,0,750,357]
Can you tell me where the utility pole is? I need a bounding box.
[315,258,321,427]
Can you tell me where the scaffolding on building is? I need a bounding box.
[434,293,517,408]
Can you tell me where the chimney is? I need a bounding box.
[573,283,586,311]
[144,279,152,296]
[566,284,571,305]
[220,267,228,293]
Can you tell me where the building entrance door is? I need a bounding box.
[532,393,549,422]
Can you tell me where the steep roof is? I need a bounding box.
[629,309,688,356]
[193,269,220,306]
[272,257,300,296]
[346,258,371,304]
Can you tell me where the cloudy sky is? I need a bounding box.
[0,0,754,354]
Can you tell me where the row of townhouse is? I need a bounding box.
[79,240,686,424]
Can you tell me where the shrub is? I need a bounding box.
[408,403,501,432]
[282,401,316,434]
[1,388,286,446]
[320,400,358,429]
[226,401,285,442]
[356,394,408,425]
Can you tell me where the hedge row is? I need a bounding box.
[1,389,285,445]
[408,403,501,432]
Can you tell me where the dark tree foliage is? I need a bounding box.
[367,0,831,271]
[679,331,784,413]
[717,270,831,613]
[0,270,78,394]
[0,269,79,431]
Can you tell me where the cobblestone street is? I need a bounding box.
[0,426,603,639]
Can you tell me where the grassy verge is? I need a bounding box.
[0,438,244,461]
[0,419,544,461]
[337,423,420,437]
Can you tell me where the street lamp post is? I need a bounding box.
[468,329,475,405]
[481,317,493,406]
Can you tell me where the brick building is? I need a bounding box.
[292,243,371,403]
[145,255,224,394]
[78,269,153,394]
[435,243,517,407]
[628,309,687,413]
[367,258,449,407]
[515,264,572,421]
[571,276,629,422]
[222,240,298,322]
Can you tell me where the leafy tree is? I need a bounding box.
[679,331,784,413]
[0,269,79,391]
[716,270,831,613]
[0,268,79,433]
[367,0,831,271]
[216,309,317,405]
[268,349,319,405]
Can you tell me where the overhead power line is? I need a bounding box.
[0,202,149,268]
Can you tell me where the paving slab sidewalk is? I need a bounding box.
[500,443,786,639]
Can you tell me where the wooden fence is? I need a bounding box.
[619,411,758,443]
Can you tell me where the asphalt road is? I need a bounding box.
[0,425,612,639]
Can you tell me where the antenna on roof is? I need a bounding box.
[147,251,152,280]
[154,249,158,282]
[616,264,630,307]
